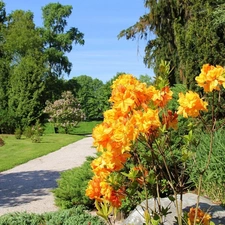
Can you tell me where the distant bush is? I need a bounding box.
[31,134,41,143]
[0,206,105,225]
[53,156,95,209]
[23,120,44,143]
[31,120,44,137]
[23,126,33,138]
[14,128,22,139]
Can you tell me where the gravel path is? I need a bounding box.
[0,137,96,216]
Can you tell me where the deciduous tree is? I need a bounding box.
[3,10,47,129]
[73,75,109,121]
[41,2,84,77]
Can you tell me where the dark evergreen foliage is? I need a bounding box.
[53,156,95,209]
[118,1,225,89]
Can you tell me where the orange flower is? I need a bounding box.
[108,188,125,208]
[162,110,178,130]
[177,91,208,118]
[109,74,151,113]
[91,157,111,178]
[133,108,161,133]
[100,181,113,200]
[86,176,102,201]
[103,108,123,122]
[152,86,173,107]
[188,207,211,225]
[101,151,131,172]
[111,122,130,148]
[92,122,113,151]
[195,64,225,92]
[146,85,157,100]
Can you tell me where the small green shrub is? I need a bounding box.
[14,128,22,139]
[44,206,105,225]
[188,127,225,204]
[32,120,44,136]
[0,206,106,225]
[0,212,45,225]
[31,134,41,143]
[53,156,95,209]
[23,126,33,138]
[29,120,44,143]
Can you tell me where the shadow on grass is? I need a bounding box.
[0,170,60,207]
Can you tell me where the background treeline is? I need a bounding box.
[0,1,120,133]
[1,0,225,134]
[119,0,225,88]
[119,0,225,121]
[0,1,84,133]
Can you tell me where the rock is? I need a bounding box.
[122,193,225,225]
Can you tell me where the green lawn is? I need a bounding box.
[0,121,101,172]
[0,134,84,172]
[44,121,102,135]
[68,121,102,135]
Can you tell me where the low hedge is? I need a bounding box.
[53,156,95,209]
[0,205,105,225]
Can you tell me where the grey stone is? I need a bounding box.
[122,193,225,225]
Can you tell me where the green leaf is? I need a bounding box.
[168,195,175,202]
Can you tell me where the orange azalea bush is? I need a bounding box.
[86,63,224,225]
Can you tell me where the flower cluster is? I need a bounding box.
[177,91,208,118]
[195,64,225,92]
[188,207,211,225]
[86,64,224,224]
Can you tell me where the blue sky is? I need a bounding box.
[4,0,154,83]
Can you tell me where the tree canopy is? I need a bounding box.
[0,1,85,132]
[41,2,84,77]
[73,75,110,121]
[118,0,225,88]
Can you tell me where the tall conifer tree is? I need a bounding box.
[118,1,225,88]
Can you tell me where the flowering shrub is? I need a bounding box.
[86,62,225,225]
[44,91,85,133]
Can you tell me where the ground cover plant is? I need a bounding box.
[0,205,106,225]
